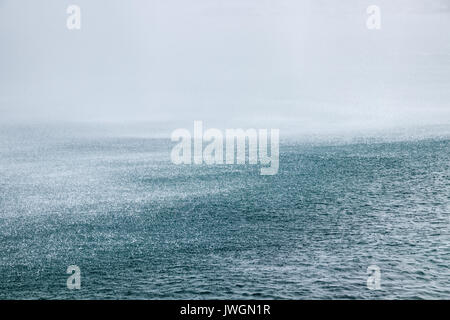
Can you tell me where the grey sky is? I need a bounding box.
[1,0,449,131]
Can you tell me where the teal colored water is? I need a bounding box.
[0,124,449,299]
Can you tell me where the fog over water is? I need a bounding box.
[1,0,449,134]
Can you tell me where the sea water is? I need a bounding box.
[0,123,449,299]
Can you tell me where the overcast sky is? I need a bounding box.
[1,0,449,131]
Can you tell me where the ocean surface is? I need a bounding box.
[0,123,449,299]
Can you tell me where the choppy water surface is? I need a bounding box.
[0,124,449,299]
